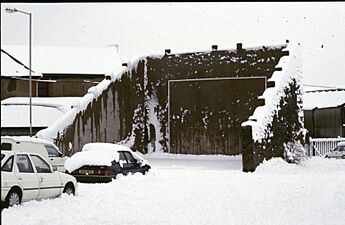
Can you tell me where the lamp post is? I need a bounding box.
[6,7,33,136]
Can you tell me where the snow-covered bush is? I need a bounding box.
[283,140,307,164]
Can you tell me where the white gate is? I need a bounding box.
[309,137,345,156]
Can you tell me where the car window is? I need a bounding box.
[30,155,52,173]
[45,145,62,157]
[1,142,12,150]
[1,156,14,172]
[1,153,5,161]
[17,154,34,173]
[119,152,126,161]
[339,146,344,152]
[123,151,136,164]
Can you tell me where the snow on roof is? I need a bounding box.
[303,90,345,110]
[36,67,127,141]
[1,45,121,76]
[65,142,148,173]
[1,49,42,77]
[1,97,82,128]
[1,136,58,148]
[242,41,303,142]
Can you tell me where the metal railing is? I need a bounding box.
[308,137,345,156]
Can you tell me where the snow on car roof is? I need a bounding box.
[338,142,345,146]
[65,143,148,173]
[82,142,131,152]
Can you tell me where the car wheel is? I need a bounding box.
[6,189,21,207]
[142,166,150,175]
[342,155,345,159]
[63,183,75,196]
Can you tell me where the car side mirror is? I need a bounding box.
[52,166,58,172]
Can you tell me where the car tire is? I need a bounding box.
[5,189,21,208]
[63,183,75,196]
[142,166,151,175]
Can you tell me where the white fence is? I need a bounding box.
[308,137,345,156]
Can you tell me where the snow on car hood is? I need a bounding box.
[65,143,149,173]
[65,149,120,173]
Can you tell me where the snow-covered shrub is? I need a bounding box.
[283,140,307,164]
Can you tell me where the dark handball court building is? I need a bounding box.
[53,42,298,159]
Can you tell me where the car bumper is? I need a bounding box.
[73,174,116,183]
[1,187,10,202]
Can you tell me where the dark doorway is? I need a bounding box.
[168,77,266,155]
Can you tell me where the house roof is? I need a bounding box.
[303,89,345,110]
[1,49,42,78]
[1,97,82,128]
[1,45,121,76]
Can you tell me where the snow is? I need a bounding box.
[2,154,345,225]
[36,69,126,142]
[1,97,82,128]
[1,136,58,148]
[1,45,122,76]
[1,50,42,77]
[303,90,345,110]
[64,143,149,173]
[64,149,120,173]
[242,41,303,141]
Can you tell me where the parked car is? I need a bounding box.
[325,142,345,159]
[65,143,151,183]
[1,151,77,208]
[1,136,67,172]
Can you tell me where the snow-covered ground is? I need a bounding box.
[2,154,345,225]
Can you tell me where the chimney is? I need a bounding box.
[165,49,171,55]
[237,43,243,51]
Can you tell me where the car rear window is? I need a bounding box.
[1,142,12,150]
[1,156,14,172]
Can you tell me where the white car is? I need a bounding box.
[1,151,77,208]
[325,142,345,159]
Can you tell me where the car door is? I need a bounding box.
[15,154,40,202]
[30,154,62,199]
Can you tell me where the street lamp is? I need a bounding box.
[6,7,33,137]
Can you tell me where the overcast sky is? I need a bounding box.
[1,2,345,88]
